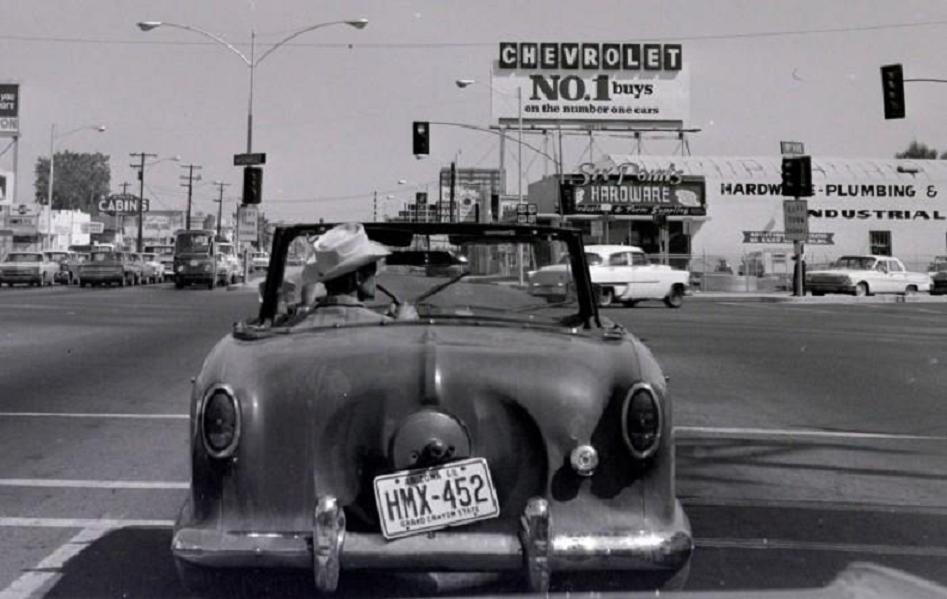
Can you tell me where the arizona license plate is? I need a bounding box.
[373,457,500,540]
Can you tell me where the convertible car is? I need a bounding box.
[172,222,692,595]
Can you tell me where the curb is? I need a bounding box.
[689,293,947,305]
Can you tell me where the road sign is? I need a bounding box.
[233,153,267,166]
[783,199,809,242]
[780,141,805,156]
[237,205,259,243]
[82,221,105,234]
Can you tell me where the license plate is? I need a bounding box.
[373,457,500,540]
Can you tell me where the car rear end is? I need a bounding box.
[79,253,124,285]
[932,271,947,295]
[528,264,573,302]
[173,326,691,594]
[0,257,42,286]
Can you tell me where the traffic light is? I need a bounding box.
[242,166,263,205]
[412,121,430,156]
[781,155,813,198]
[881,64,905,120]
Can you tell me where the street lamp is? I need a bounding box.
[46,124,107,249]
[137,18,368,153]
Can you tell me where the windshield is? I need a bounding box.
[833,256,876,270]
[174,233,212,255]
[4,253,40,263]
[145,245,173,257]
[269,227,582,330]
[558,252,602,266]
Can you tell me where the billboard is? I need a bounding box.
[0,84,19,136]
[491,42,689,125]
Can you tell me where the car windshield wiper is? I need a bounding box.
[413,272,470,303]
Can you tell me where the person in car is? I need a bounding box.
[296,222,391,326]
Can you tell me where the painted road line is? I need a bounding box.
[0,527,107,599]
[697,536,947,558]
[675,425,947,442]
[0,412,187,420]
[0,479,188,490]
[0,517,174,529]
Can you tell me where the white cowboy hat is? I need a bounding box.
[300,223,389,284]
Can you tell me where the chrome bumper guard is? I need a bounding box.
[172,495,693,594]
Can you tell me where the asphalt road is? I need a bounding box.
[0,284,946,597]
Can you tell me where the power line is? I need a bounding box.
[2,18,947,48]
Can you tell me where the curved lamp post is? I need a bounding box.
[137,19,368,153]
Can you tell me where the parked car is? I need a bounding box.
[214,242,243,285]
[806,255,932,296]
[43,251,73,284]
[140,253,165,284]
[78,250,143,287]
[171,222,692,595]
[250,251,270,272]
[926,257,947,296]
[61,252,88,285]
[529,244,689,308]
[145,244,175,281]
[0,252,61,287]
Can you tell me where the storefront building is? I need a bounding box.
[0,204,91,255]
[528,155,947,274]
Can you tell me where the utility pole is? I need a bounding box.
[130,152,157,252]
[212,181,230,238]
[179,163,202,231]
[449,161,456,223]
[373,190,377,222]
[119,181,131,240]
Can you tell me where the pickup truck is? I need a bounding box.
[528,244,689,308]
[806,255,932,296]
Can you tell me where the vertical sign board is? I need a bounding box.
[783,200,809,242]
[0,84,18,136]
[237,205,259,243]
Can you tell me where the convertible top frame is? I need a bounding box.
[258,222,601,328]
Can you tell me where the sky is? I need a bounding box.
[1,0,946,223]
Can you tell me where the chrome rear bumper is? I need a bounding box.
[172,495,692,593]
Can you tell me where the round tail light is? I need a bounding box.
[621,383,662,459]
[201,387,240,458]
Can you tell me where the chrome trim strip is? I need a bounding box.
[621,382,663,460]
[198,383,241,459]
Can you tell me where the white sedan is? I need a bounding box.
[806,255,932,296]
[529,245,689,308]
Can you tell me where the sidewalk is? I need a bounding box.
[689,291,947,304]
